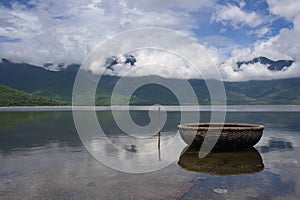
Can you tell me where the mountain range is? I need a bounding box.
[0,58,300,106]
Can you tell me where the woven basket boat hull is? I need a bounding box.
[178,123,264,150]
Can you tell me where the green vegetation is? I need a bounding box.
[225,78,300,105]
[0,85,68,106]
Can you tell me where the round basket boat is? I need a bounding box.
[177,123,264,150]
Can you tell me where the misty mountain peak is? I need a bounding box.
[105,54,137,71]
[236,56,294,71]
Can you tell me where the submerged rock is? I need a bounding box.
[213,188,227,194]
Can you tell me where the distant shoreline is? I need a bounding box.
[1,105,300,112]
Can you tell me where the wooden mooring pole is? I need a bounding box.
[158,106,161,161]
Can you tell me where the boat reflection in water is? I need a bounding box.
[178,146,264,175]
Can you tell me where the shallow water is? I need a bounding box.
[0,108,300,199]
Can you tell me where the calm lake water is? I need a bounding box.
[0,107,300,200]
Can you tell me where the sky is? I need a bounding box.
[0,0,300,81]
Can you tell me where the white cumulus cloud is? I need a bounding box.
[0,0,300,81]
[267,0,300,20]
[0,0,201,66]
[218,0,300,81]
[212,4,263,28]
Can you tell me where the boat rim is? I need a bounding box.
[177,123,264,131]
